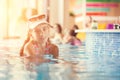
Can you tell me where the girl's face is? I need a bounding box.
[31,23,50,43]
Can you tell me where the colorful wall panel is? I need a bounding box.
[70,0,120,17]
[86,0,120,16]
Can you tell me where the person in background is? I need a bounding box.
[72,24,86,43]
[19,14,59,62]
[50,23,64,44]
[63,29,81,46]
[85,16,92,29]
[85,16,98,29]
[71,24,79,37]
[72,24,79,30]
[91,20,98,29]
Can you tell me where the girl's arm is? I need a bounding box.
[50,44,59,59]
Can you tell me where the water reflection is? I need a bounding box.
[0,44,120,80]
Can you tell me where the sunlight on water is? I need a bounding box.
[0,34,120,80]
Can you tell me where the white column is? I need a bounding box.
[63,0,70,29]
[58,0,64,26]
[82,0,86,29]
[49,0,75,31]
[0,0,8,38]
[49,0,59,25]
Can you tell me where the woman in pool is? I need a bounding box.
[19,14,59,61]
[63,29,81,46]
[51,23,64,44]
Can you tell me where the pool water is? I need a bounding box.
[0,32,120,80]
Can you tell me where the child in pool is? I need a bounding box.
[19,14,59,60]
[51,23,64,44]
[63,29,81,46]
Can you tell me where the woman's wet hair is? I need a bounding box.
[69,29,76,36]
[55,23,62,33]
[73,24,79,29]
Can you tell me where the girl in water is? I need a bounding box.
[19,14,59,61]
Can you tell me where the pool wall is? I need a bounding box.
[85,32,120,55]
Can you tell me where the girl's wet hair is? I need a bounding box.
[19,30,31,56]
[73,24,79,29]
[69,29,76,36]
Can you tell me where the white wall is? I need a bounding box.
[0,0,8,39]
[49,0,75,33]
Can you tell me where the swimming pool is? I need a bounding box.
[0,32,120,80]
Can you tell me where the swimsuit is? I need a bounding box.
[33,43,53,59]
